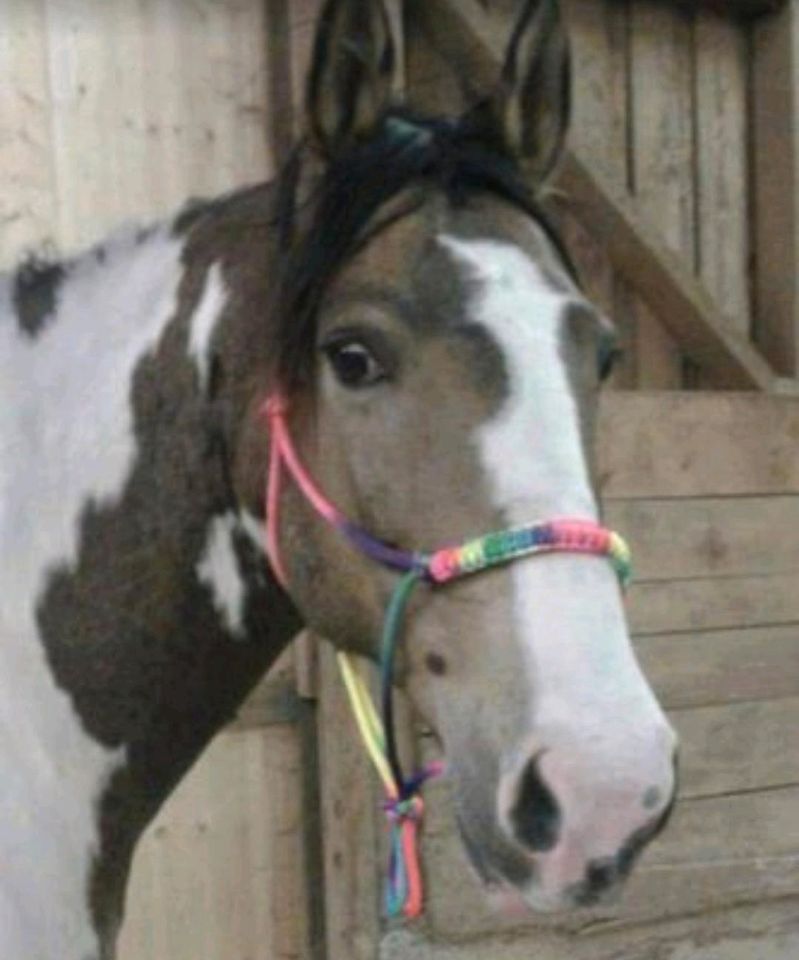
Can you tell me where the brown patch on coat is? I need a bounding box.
[33,184,302,947]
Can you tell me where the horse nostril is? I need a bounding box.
[586,857,618,895]
[575,857,619,906]
[510,756,561,853]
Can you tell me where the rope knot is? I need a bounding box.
[384,793,424,824]
[261,395,289,420]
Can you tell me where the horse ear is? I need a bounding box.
[306,0,396,156]
[488,0,571,183]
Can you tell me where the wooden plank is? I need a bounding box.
[619,786,799,921]
[681,0,789,17]
[294,630,319,701]
[628,2,694,388]
[557,0,627,324]
[229,648,302,730]
[674,697,799,799]
[693,12,750,332]
[609,276,642,389]
[266,0,295,167]
[630,2,696,261]
[637,624,799,710]
[597,392,799,499]
[382,902,799,960]
[0,0,273,257]
[627,573,799,635]
[413,0,776,389]
[316,643,381,960]
[606,496,799,580]
[26,0,273,254]
[565,0,629,190]
[0,0,58,267]
[752,2,799,376]
[119,725,308,960]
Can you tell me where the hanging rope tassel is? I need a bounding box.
[338,647,443,919]
[336,569,445,919]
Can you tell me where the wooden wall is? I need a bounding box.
[118,704,310,960]
[406,0,758,389]
[0,0,274,266]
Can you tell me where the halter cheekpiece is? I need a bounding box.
[262,394,632,919]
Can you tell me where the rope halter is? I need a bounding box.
[261,394,632,919]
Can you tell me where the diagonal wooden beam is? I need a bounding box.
[408,0,777,390]
[560,152,776,391]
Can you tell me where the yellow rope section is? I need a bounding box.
[336,652,398,798]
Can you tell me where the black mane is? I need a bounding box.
[271,107,575,390]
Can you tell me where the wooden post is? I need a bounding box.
[680,0,788,15]
[266,0,295,168]
[752,2,799,377]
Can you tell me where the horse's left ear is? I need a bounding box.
[487,0,571,183]
[306,0,396,156]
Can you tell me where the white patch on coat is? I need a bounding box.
[240,510,267,557]
[0,225,184,959]
[188,262,227,393]
[440,236,675,905]
[197,512,247,637]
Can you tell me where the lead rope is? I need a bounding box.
[261,395,632,920]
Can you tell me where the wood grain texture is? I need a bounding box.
[638,624,799,709]
[597,392,799,498]
[628,1,694,387]
[0,0,273,263]
[316,644,382,960]
[752,1,799,375]
[626,573,799,634]
[678,0,788,16]
[606,496,799,579]
[0,0,58,265]
[382,902,799,960]
[119,725,309,960]
[413,0,776,388]
[693,12,750,331]
[674,697,799,799]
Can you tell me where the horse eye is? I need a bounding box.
[325,340,386,388]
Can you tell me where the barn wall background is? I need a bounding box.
[1,1,798,960]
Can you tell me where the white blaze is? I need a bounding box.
[0,225,184,958]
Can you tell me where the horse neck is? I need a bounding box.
[0,189,301,959]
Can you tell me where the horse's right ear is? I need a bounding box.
[306,0,396,157]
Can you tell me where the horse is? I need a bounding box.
[0,0,678,957]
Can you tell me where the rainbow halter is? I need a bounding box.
[262,395,632,919]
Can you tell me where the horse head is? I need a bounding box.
[257,0,678,913]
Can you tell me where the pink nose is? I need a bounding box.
[499,730,678,906]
